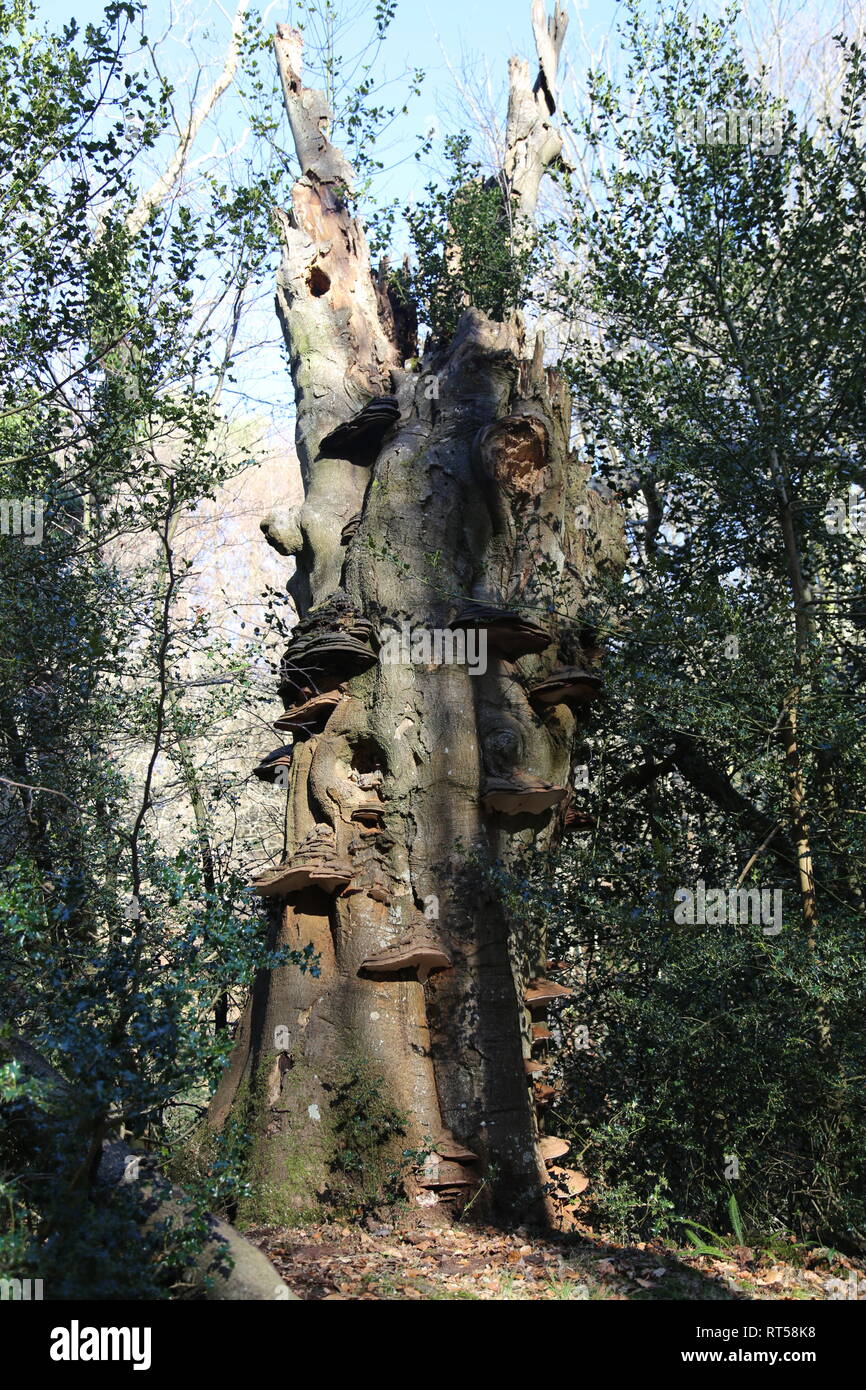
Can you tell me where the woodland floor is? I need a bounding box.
[249,1216,865,1302]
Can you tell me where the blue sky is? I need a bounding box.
[28,0,853,433]
[39,0,623,211]
[29,0,624,423]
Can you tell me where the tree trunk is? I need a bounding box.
[208,4,624,1226]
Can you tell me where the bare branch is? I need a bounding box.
[125,0,251,238]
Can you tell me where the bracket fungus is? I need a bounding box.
[350,805,387,831]
[340,511,363,545]
[278,600,378,699]
[252,744,294,783]
[452,603,552,658]
[317,394,400,463]
[524,977,574,1006]
[432,1133,480,1164]
[528,666,603,708]
[533,1081,558,1106]
[538,1135,570,1164]
[482,772,565,815]
[359,931,452,983]
[274,687,343,736]
[417,1153,479,1200]
[252,824,352,897]
[279,633,378,698]
[547,1166,589,1198]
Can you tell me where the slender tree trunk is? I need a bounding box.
[714,298,821,940]
[209,5,624,1225]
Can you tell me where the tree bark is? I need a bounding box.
[210,6,623,1225]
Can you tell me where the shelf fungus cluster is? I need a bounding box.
[417,1133,482,1208]
[252,744,294,783]
[452,603,551,658]
[482,770,564,816]
[524,973,589,1226]
[523,974,572,1120]
[253,824,353,897]
[278,601,379,707]
[274,687,343,737]
[464,608,606,823]
[528,666,602,709]
[208,5,624,1224]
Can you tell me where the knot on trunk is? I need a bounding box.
[475,413,549,498]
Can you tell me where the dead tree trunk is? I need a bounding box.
[209,3,623,1225]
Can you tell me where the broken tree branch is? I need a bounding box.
[504,0,569,225]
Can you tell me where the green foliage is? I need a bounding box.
[681,1195,747,1258]
[561,884,866,1244]
[325,1055,408,1214]
[405,133,535,340]
[533,0,866,1249]
[0,0,310,1296]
